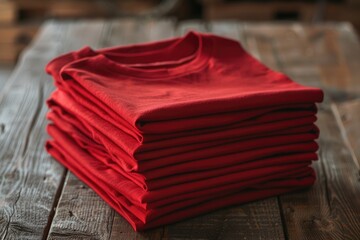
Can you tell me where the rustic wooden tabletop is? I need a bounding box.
[0,19,359,240]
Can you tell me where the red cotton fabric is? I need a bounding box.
[45,31,324,231]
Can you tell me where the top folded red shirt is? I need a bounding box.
[46,31,323,134]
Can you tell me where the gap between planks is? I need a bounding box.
[41,168,68,240]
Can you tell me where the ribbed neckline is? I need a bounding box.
[87,31,212,80]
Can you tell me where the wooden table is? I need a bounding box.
[0,19,360,240]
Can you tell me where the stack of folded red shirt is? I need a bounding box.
[45,31,323,231]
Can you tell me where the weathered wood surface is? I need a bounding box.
[335,99,360,167]
[0,19,359,240]
[0,23,67,240]
[0,67,12,87]
[241,22,360,239]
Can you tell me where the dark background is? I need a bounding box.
[0,0,359,66]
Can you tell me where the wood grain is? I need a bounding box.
[329,22,360,174]
[0,1,17,24]
[0,22,68,240]
[280,107,360,240]
[335,99,360,168]
[0,67,13,91]
[163,201,285,240]
[176,20,209,35]
[45,21,117,240]
[242,23,360,239]
[274,23,360,240]
[47,174,114,240]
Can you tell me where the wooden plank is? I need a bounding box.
[105,18,176,46]
[243,23,360,239]
[46,20,125,240]
[325,6,360,31]
[0,67,13,88]
[281,106,360,240]
[208,21,242,42]
[268,23,348,239]
[0,1,17,24]
[0,21,70,240]
[10,0,48,12]
[279,23,360,239]
[331,23,360,94]
[47,174,115,240]
[0,44,27,65]
[0,24,39,45]
[274,23,360,102]
[163,201,285,240]
[48,1,109,18]
[0,66,14,137]
[304,24,360,239]
[335,100,360,168]
[327,23,360,169]
[203,2,316,21]
[47,0,160,18]
[202,1,360,28]
[109,213,163,240]
[45,21,118,240]
[298,21,360,170]
[175,20,209,35]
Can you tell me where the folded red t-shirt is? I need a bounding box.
[47,103,318,174]
[49,141,314,231]
[48,113,318,190]
[51,79,318,141]
[48,89,318,161]
[47,96,318,153]
[48,103,318,156]
[47,124,317,203]
[46,31,323,135]
[46,125,316,230]
[44,31,323,231]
